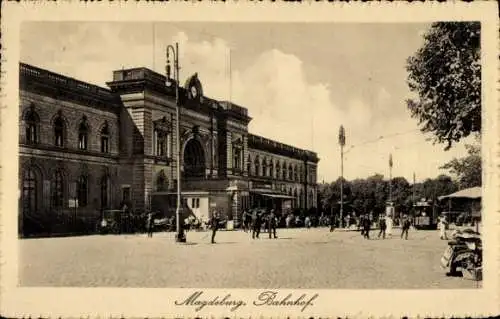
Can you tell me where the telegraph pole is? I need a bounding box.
[389,153,393,202]
[339,125,346,228]
[412,172,416,205]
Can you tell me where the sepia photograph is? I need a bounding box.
[1,2,499,318]
[17,20,484,289]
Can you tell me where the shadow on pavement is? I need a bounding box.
[201,242,239,245]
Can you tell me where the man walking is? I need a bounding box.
[210,211,220,244]
[329,214,335,232]
[359,215,365,237]
[241,209,248,232]
[146,212,154,238]
[400,215,411,240]
[268,209,278,239]
[252,209,262,239]
[378,214,387,239]
[362,214,371,239]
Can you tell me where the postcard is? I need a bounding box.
[1,2,499,318]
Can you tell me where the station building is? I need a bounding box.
[18,62,319,233]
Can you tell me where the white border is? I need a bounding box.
[1,2,499,318]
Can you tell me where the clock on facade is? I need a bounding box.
[190,85,198,98]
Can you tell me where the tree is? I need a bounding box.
[406,22,480,150]
[440,139,481,189]
[391,177,411,212]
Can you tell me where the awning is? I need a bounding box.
[261,194,295,199]
[438,187,482,200]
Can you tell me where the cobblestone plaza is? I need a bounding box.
[20,228,480,289]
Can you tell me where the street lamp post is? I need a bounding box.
[339,125,346,228]
[166,42,186,243]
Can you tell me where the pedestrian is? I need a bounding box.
[439,215,448,240]
[362,214,371,239]
[378,214,387,239]
[305,216,311,229]
[252,209,261,239]
[146,212,154,238]
[329,214,335,232]
[359,215,365,237]
[268,209,278,239]
[400,215,411,240]
[242,210,248,232]
[210,210,220,244]
[386,214,393,237]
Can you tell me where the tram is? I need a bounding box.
[412,199,438,230]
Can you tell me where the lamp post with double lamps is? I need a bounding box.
[166,43,186,243]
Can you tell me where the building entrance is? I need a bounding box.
[183,139,205,178]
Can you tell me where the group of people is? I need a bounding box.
[358,214,412,240]
[241,208,278,239]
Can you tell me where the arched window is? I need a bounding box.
[293,189,298,208]
[254,157,260,176]
[269,160,274,178]
[78,118,89,150]
[276,161,281,180]
[294,165,298,181]
[52,170,64,208]
[288,164,293,180]
[24,108,40,144]
[247,156,252,175]
[282,162,287,180]
[100,122,110,153]
[54,116,65,147]
[233,147,242,171]
[298,166,302,183]
[297,189,302,208]
[100,175,109,208]
[77,175,88,207]
[262,157,268,177]
[22,167,38,214]
[153,118,172,158]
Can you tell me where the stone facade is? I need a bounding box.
[19,63,319,234]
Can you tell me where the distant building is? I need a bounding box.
[18,63,319,235]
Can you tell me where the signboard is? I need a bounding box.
[69,199,79,208]
[210,203,217,208]
[253,181,272,189]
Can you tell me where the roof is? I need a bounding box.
[438,186,482,200]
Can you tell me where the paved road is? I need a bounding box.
[19,228,481,289]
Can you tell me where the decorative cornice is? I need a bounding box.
[248,133,319,163]
[20,63,122,114]
[20,143,120,161]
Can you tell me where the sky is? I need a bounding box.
[20,22,475,183]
